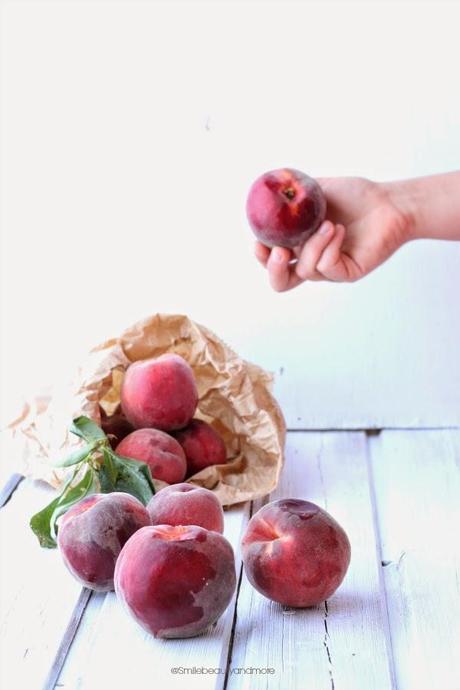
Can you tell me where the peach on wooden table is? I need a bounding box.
[115,524,236,638]
[57,492,150,591]
[242,498,351,607]
[147,483,224,533]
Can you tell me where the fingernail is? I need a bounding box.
[318,221,334,236]
[272,248,285,263]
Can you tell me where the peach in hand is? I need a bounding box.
[246,168,326,249]
[242,498,351,607]
[57,492,150,591]
[115,524,236,638]
[174,419,227,476]
[121,353,198,431]
[147,483,224,533]
[116,428,187,484]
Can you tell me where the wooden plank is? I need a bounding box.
[0,472,24,508]
[226,432,395,690]
[370,429,460,690]
[55,503,250,690]
[0,479,84,690]
[48,591,106,690]
[7,429,459,690]
[42,588,93,690]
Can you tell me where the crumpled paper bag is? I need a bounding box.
[8,314,286,506]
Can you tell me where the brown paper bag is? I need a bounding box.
[8,314,286,506]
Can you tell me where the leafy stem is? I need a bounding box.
[30,415,155,548]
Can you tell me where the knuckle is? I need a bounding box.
[296,263,315,280]
[316,259,328,273]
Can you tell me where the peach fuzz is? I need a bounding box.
[120,354,198,431]
[57,492,150,591]
[174,419,227,476]
[114,524,236,638]
[241,498,351,607]
[116,429,186,484]
[147,483,224,533]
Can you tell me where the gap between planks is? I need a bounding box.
[41,588,93,690]
[369,430,460,690]
[364,435,398,690]
[54,502,251,690]
[5,429,460,690]
[0,473,25,508]
[223,432,395,690]
[0,479,86,690]
[5,432,394,690]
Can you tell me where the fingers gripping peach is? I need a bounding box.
[242,499,351,607]
[121,354,198,431]
[115,524,236,638]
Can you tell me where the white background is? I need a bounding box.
[1,0,460,429]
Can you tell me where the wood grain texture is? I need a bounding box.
[42,588,92,690]
[56,503,250,690]
[226,432,395,690]
[0,479,84,690]
[4,429,460,690]
[370,430,460,690]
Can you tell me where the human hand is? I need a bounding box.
[254,177,411,291]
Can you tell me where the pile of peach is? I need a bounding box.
[54,169,353,639]
[58,485,350,639]
[101,353,227,484]
[58,486,234,638]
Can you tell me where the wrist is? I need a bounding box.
[381,179,419,243]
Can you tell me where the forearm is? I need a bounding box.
[384,171,460,241]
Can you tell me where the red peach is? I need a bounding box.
[57,492,150,591]
[120,354,198,431]
[246,168,326,249]
[99,406,134,449]
[147,483,224,533]
[242,498,351,607]
[174,419,227,476]
[114,524,236,638]
[116,429,187,484]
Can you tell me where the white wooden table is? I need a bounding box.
[1,428,459,690]
[2,2,460,688]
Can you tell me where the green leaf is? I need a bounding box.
[98,447,119,493]
[30,467,99,548]
[108,450,155,505]
[70,416,107,443]
[53,441,97,468]
[49,469,100,541]
[103,447,118,485]
[30,415,154,548]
